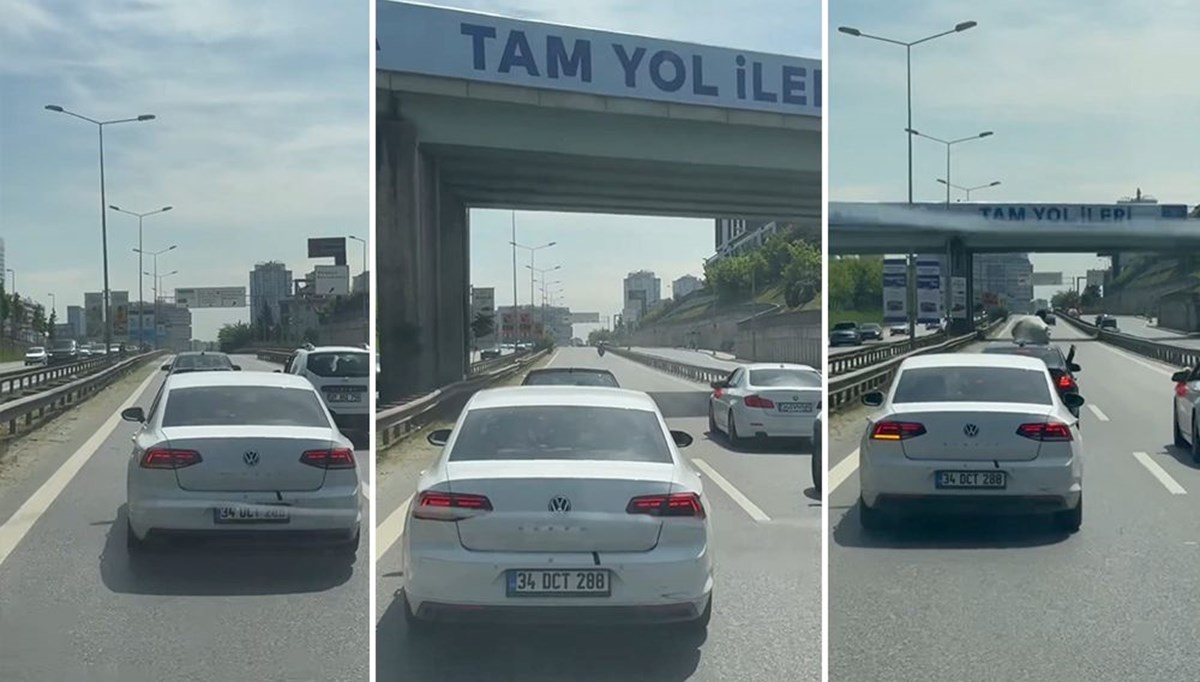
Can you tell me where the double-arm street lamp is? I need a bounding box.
[134,245,177,348]
[906,129,994,205]
[936,179,1001,202]
[110,204,172,322]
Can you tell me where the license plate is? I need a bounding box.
[778,402,813,413]
[506,569,611,597]
[935,471,1007,489]
[213,505,291,524]
[327,392,362,403]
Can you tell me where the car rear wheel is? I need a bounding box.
[708,404,718,435]
[858,497,886,532]
[1054,496,1082,534]
[1174,409,1188,448]
[727,410,745,447]
[1192,416,1200,464]
[811,435,822,493]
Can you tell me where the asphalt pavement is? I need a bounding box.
[374,346,821,682]
[633,347,742,372]
[1109,314,1200,350]
[828,324,939,357]
[0,354,369,682]
[826,322,1200,680]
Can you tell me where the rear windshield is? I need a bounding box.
[162,386,330,427]
[522,370,619,387]
[832,322,857,331]
[173,354,233,371]
[893,366,1052,405]
[980,346,1066,369]
[449,405,672,463]
[306,351,370,378]
[748,369,822,388]
[52,340,76,350]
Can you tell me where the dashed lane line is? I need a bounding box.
[691,458,770,522]
[1087,404,1110,422]
[1133,451,1187,495]
[829,448,860,494]
[375,493,412,563]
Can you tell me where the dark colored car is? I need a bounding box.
[521,367,620,387]
[859,323,883,341]
[829,322,861,347]
[48,339,79,364]
[981,342,1082,416]
[480,347,501,360]
[1098,316,1118,331]
[161,351,241,375]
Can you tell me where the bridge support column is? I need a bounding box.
[377,114,469,401]
[946,238,975,335]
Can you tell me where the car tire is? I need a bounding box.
[858,497,886,532]
[727,410,745,447]
[811,435,822,494]
[708,404,718,435]
[1193,416,1200,464]
[1174,410,1188,448]
[1054,496,1082,534]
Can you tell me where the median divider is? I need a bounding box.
[605,346,730,385]
[0,350,167,445]
[827,316,1008,414]
[828,331,948,376]
[375,349,547,450]
[0,356,118,397]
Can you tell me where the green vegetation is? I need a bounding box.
[828,256,884,327]
[218,321,254,353]
[703,228,821,309]
[1051,285,1101,311]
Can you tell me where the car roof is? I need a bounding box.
[980,343,1066,361]
[739,362,819,372]
[526,366,615,375]
[165,371,313,390]
[469,386,659,411]
[900,352,1048,371]
[303,345,369,354]
[175,351,228,357]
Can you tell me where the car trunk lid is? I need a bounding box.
[165,426,333,492]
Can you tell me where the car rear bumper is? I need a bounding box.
[403,544,713,622]
[128,486,361,540]
[860,455,1080,514]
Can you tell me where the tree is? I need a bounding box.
[1080,284,1102,308]
[217,321,255,353]
[587,328,617,346]
[256,300,275,341]
[470,312,495,340]
[48,310,58,340]
[31,304,47,336]
[1051,289,1081,310]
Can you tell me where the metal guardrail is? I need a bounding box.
[827,316,1009,414]
[828,332,947,376]
[1,355,122,397]
[376,349,549,450]
[0,351,167,439]
[606,346,731,385]
[1057,310,1200,368]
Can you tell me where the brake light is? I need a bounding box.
[1016,422,1073,441]
[744,395,775,409]
[712,388,723,398]
[140,448,202,469]
[1056,374,1076,391]
[413,491,493,520]
[300,448,357,469]
[1177,382,1189,398]
[871,422,926,440]
[626,493,705,518]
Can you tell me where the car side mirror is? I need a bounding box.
[160,364,171,371]
[861,391,884,407]
[121,407,145,423]
[670,430,694,448]
[1068,363,1082,373]
[1062,393,1085,410]
[710,380,726,389]
[427,429,452,446]
[1172,369,1191,383]
[232,365,242,371]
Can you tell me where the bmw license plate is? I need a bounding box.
[506,569,611,597]
[778,402,813,413]
[213,505,291,524]
[935,471,1007,489]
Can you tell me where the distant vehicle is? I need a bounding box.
[24,346,48,366]
[109,344,123,354]
[859,323,884,341]
[857,353,1085,534]
[78,345,92,358]
[829,321,862,347]
[522,367,620,387]
[1068,308,1080,317]
[709,363,822,445]
[89,342,109,355]
[1172,366,1200,461]
[48,339,79,364]
[121,371,361,554]
[889,324,908,337]
[405,386,709,631]
[162,351,240,375]
[479,347,502,360]
[283,345,371,438]
[1098,317,1118,331]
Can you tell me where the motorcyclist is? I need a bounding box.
[597,340,606,356]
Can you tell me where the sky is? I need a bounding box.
[828,0,1200,300]
[451,0,822,335]
[0,0,370,341]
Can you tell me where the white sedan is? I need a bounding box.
[857,353,1085,533]
[122,371,362,553]
[708,363,823,444]
[403,386,713,630]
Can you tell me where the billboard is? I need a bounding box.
[915,257,942,324]
[882,258,908,325]
[175,287,248,308]
[471,287,496,346]
[1032,272,1063,286]
[950,277,968,319]
[312,265,350,296]
[567,312,600,324]
[307,237,347,266]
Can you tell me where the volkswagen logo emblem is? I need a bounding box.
[243,450,260,466]
[963,424,979,438]
[548,496,572,513]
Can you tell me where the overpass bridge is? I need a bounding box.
[376,0,822,398]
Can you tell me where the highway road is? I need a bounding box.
[826,322,1200,680]
[0,360,27,373]
[633,347,742,372]
[1108,314,1200,350]
[374,347,821,682]
[0,354,369,682]
[828,323,940,357]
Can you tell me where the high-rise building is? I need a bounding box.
[672,274,703,300]
[0,238,6,290]
[974,254,1034,313]
[622,270,661,326]
[249,261,292,327]
[67,305,85,339]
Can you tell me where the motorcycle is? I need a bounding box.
[597,346,606,357]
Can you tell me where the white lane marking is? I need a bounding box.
[1087,404,1110,422]
[829,448,860,494]
[547,350,560,366]
[0,367,161,569]
[1133,452,1187,495]
[691,458,770,522]
[375,493,412,562]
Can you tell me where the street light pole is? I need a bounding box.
[526,264,561,339]
[45,105,156,350]
[936,179,1001,202]
[907,129,994,205]
[134,245,177,349]
[110,204,172,341]
[511,240,556,342]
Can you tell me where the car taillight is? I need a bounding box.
[712,388,723,398]
[626,493,705,518]
[412,491,493,520]
[140,448,202,469]
[1017,422,1073,441]
[1056,374,1077,391]
[1177,382,1189,398]
[744,395,775,409]
[871,422,926,440]
[300,448,357,469]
